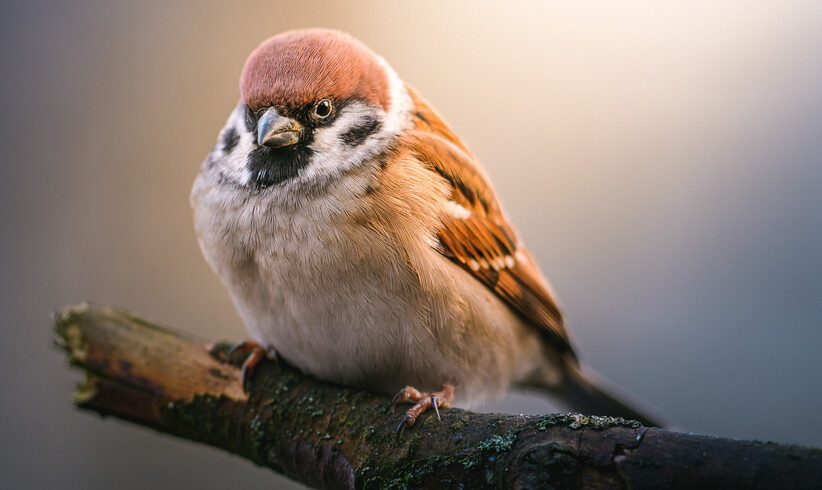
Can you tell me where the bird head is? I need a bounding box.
[204,29,412,191]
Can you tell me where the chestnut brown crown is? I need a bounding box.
[240,29,391,113]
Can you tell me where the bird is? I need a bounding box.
[191,28,666,436]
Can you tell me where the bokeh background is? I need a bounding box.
[2,1,821,488]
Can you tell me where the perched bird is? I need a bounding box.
[192,28,665,434]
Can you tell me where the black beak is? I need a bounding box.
[257,107,302,148]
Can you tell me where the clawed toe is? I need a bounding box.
[391,383,455,440]
[396,414,414,440]
[430,394,441,421]
[225,340,271,392]
[391,385,425,412]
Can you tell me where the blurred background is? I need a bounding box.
[2,1,821,488]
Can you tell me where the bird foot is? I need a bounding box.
[391,383,455,440]
[220,340,275,392]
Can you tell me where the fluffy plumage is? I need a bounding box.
[192,28,665,428]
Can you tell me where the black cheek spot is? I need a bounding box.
[221,126,239,153]
[340,116,381,147]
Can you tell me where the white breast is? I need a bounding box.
[191,139,552,407]
[193,165,430,389]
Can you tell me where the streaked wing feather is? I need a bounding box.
[402,87,575,360]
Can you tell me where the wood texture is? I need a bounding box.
[53,304,822,489]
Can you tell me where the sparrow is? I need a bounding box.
[191,28,665,435]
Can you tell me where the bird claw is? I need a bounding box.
[227,339,256,357]
[391,386,425,413]
[396,414,413,441]
[240,346,266,393]
[390,392,403,413]
[223,340,268,393]
[391,384,455,440]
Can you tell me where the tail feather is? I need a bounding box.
[558,365,671,429]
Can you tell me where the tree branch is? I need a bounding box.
[53,304,822,489]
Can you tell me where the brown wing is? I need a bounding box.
[403,86,576,361]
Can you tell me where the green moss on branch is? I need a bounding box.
[53,304,822,489]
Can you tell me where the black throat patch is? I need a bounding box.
[246,145,314,189]
[241,100,378,189]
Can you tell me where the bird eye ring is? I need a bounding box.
[314,99,333,119]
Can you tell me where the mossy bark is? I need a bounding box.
[54,304,822,489]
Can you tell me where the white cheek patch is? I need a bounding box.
[204,104,254,185]
[301,102,387,182]
[376,53,414,138]
[296,60,414,186]
[209,55,416,190]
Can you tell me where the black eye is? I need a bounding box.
[314,99,333,119]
